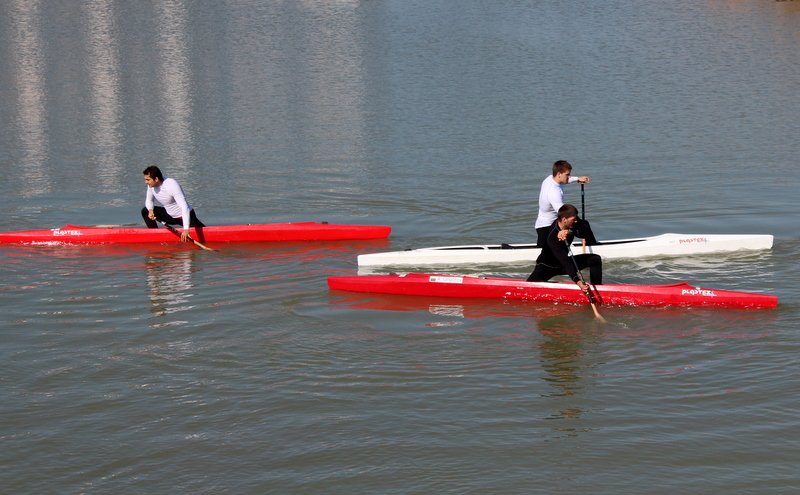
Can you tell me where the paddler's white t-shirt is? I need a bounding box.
[535,175,579,229]
[145,177,193,230]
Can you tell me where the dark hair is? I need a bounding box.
[552,160,573,176]
[142,165,163,181]
[557,203,579,220]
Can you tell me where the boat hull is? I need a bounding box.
[357,233,773,268]
[0,222,391,245]
[328,273,779,309]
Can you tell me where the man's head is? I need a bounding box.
[143,165,163,187]
[551,160,573,184]
[557,203,580,228]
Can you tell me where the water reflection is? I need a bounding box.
[536,316,600,428]
[298,2,368,169]
[330,292,581,320]
[154,0,194,175]
[8,0,51,197]
[83,0,124,191]
[329,292,599,430]
[226,1,369,189]
[537,319,588,397]
[145,250,197,320]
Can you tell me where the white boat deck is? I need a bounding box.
[357,233,774,268]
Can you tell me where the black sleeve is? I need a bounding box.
[546,231,580,282]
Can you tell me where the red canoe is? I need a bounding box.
[0,222,391,245]
[327,273,778,309]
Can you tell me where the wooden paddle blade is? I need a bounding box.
[189,237,215,251]
[157,220,215,251]
[590,302,607,322]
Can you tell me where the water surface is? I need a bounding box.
[1,1,799,493]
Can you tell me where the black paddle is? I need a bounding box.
[157,219,214,251]
[580,183,587,253]
[565,240,605,322]
[581,183,586,220]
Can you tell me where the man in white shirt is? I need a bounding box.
[534,160,592,247]
[141,165,205,242]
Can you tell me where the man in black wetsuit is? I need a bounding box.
[526,203,602,292]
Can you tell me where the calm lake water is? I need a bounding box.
[1,1,799,493]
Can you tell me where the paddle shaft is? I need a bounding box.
[581,183,587,253]
[565,241,606,322]
[157,220,214,251]
[581,183,585,220]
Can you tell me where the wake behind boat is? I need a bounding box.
[328,272,779,309]
[357,233,773,268]
[0,221,391,245]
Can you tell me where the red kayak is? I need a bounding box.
[0,222,391,245]
[328,273,778,309]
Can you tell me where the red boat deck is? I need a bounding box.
[0,222,391,245]
[328,273,778,309]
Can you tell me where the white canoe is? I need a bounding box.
[357,233,774,268]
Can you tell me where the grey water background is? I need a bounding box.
[1,1,799,493]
